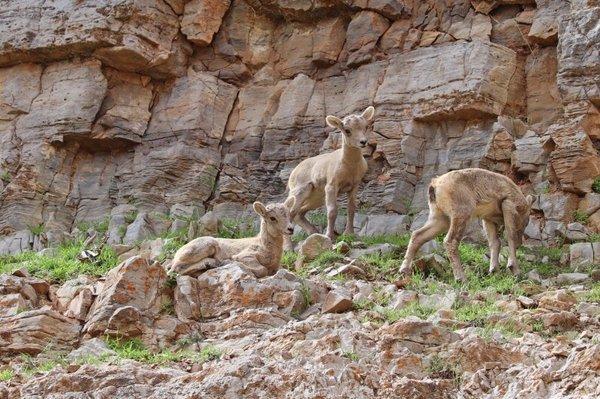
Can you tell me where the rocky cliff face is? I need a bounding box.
[0,0,599,253]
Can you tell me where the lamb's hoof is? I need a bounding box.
[508,262,521,277]
[488,265,498,275]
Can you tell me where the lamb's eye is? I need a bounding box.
[344,129,351,136]
[270,216,276,221]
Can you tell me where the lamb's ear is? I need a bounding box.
[284,196,296,210]
[326,115,344,130]
[253,201,268,217]
[361,106,375,121]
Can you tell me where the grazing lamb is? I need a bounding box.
[169,197,296,278]
[400,168,533,282]
[284,106,375,250]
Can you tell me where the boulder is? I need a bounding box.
[322,289,353,313]
[83,256,167,337]
[0,308,81,356]
[298,234,332,262]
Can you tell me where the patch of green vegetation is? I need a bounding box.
[117,225,127,238]
[77,217,110,235]
[0,170,11,184]
[406,272,444,295]
[573,210,589,224]
[160,298,175,315]
[589,233,600,243]
[342,350,359,362]
[105,337,221,365]
[427,354,462,383]
[479,320,523,341]
[124,210,138,225]
[0,369,13,382]
[592,176,600,194]
[379,302,436,323]
[299,279,312,308]
[281,250,298,269]
[291,231,308,244]
[217,217,256,239]
[0,239,118,283]
[157,229,188,262]
[28,223,45,235]
[306,211,327,230]
[453,299,498,327]
[296,250,345,277]
[353,288,393,312]
[586,282,600,303]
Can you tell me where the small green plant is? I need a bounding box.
[573,210,589,224]
[299,279,312,308]
[0,369,13,382]
[342,350,359,361]
[586,282,600,303]
[218,217,256,239]
[306,211,327,229]
[281,251,298,269]
[453,299,498,327]
[592,177,600,194]
[28,223,45,235]
[427,354,461,384]
[117,225,127,238]
[158,229,188,262]
[589,233,600,243]
[124,210,138,224]
[0,170,10,183]
[379,302,436,323]
[77,217,110,234]
[160,298,175,315]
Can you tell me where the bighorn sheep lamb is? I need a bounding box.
[169,197,296,278]
[284,106,375,249]
[400,168,533,282]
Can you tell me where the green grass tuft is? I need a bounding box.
[586,282,600,303]
[573,210,589,224]
[217,217,256,239]
[379,301,436,322]
[281,250,298,269]
[105,337,221,365]
[0,369,13,382]
[592,177,600,194]
[0,240,118,283]
[453,299,498,327]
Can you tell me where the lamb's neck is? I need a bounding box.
[257,221,283,255]
[341,142,364,163]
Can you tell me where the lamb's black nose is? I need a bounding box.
[360,140,367,146]
[287,226,294,234]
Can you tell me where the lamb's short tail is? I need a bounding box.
[428,184,436,203]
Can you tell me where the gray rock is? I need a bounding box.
[358,214,411,236]
[555,273,589,285]
[67,338,116,362]
[348,243,397,259]
[569,243,594,270]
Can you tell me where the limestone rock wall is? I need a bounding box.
[0,0,599,252]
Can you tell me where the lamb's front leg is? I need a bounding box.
[324,184,338,242]
[344,186,358,235]
[232,252,269,278]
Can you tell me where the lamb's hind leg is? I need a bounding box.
[444,216,469,283]
[400,212,449,275]
[502,200,522,276]
[170,237,219,276]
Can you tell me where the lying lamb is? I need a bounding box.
[169,197,295,278]
[284,106,375,250]
[400,168,533,282]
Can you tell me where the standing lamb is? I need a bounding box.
[400,168,533,282]
[284,106,375,250]
[168,196,296,278]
